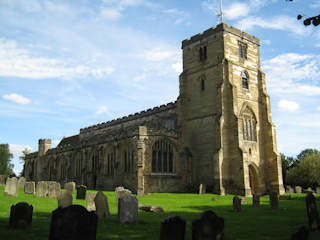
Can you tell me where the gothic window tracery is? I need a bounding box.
[152,139,174,173]
[242,108,257,142]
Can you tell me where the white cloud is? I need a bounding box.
[238,15,311,36]
[96,106,109,115]
[224,3,250,20]
[311,1,320,9]
[100,7,122,20]
[263,53,320,96]
[172,61,182,74]
[143,48,173,61]
[162,8,188,24]
[9,144,32,157]
[278,99,300,112]
[3,93,31,104]
[262,39,271,45]
[0,38,114,80]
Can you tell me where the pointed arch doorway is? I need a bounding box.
[249,164,260,195]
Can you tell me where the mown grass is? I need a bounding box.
[0,186,320,239]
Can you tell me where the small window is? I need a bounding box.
[201,78,205,91]
[239,42,247,59]
[199,46,207,61]
[242,71,249,89]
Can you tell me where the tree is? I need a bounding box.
[281,153,295,187]
[286,0,320,26]
[286,149,320,188]
[0,144,14,176]
[19,148,30,177]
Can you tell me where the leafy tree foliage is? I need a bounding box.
[19,148,30,177]
[0,144,14,176]
[285,149,320,188]
[286,0,320,26]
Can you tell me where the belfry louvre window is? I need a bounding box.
[199,46,207,61]
[152,139,174,173]
[242,71,249,89]
[239,41,247,59]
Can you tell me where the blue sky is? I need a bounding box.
[1,0,319,175]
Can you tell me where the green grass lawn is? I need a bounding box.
[0,186,320,240]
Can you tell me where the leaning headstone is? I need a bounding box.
[295,186,302,194]
[94,191,110,218]
[48,182,61,199]
[76,185,87,200]
[36,181,48,198]
[9,202,33,229]
[57,190,73,209]
[252,195,260,207]
[270,192,279,210]
[4,177,18,197]
[316,187,320,194]
[24,181,35,194]
[0,175,6,185]
[86,192,97,212]
[160,216,186,240]
[64,181,76,194]
[49,205,97,240]
[115,186,132,203]
[192,210,224,240]
[291,226,309,240]
[118,194,138,224]
[233,195,241,212]
[305,193,320,231]
[199,184,206,194]
[17,177,26,189]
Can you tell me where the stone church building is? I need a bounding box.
[24,23,285,196]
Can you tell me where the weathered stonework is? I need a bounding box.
[24,23,284,196]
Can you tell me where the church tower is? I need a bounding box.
[178,23,285,196]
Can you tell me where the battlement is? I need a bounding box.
[182,23,259,49]
[80,101,177,134]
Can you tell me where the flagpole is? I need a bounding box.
[220,0,223,23]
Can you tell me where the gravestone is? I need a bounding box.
[286,185,295,194]
[36,181,48,198]
[76,185,87,200]
[305,193,320,231]
[64,181,76,194]
[279,195,291,200]
[291,226,309,240]
[48,182,61,199]
[316,187,320,194]
[118,194,138,224]
[17,177,26,189]
[4,177,18,197]
[139,205,165,213]
[86,192,97,212]
[49,205,97,240]
[233,195,241,212]
[199,184,206,194]
[160,216,186,240]
[115,186,132,203]
[252,194,260,207]
[269,192,279,210]
[192,210,224,240]
[240,198,247,205]
[9,202,33,229]
[295,186,302,194]
[0,175,6,185]
[57,190,73,209]
[94,191,110,218]
[24,181,35,194]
